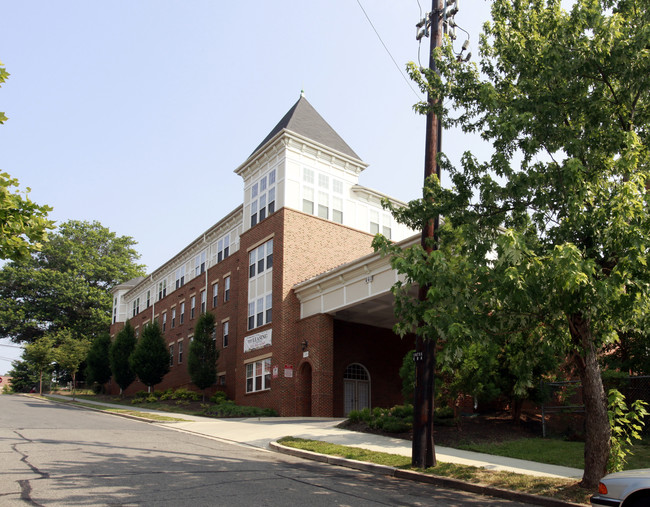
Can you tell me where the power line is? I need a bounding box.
[0,343,23,349]
[355,0,422,100]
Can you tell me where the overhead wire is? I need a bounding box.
[355,0,422,100]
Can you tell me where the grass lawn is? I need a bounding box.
[277,437,593,505]
[43,395,191,422]
[456,435,650,471]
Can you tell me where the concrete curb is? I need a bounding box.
[269,441,585,507]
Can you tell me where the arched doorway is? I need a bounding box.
[298,362,312,416]
[343,363,370,415]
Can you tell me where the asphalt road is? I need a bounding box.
[1,396,530,506]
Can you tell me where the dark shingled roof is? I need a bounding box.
[250,95,361,160]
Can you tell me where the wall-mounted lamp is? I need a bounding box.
[301,340,308,352]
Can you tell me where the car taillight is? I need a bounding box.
[598,482,608,495]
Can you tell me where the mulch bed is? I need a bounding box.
[338,411,544,447]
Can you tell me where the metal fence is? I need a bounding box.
[540,376,650,438]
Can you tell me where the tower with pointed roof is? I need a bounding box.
[109,95,416,417]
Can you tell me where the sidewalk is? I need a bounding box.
[44,394,583,480]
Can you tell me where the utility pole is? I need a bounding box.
[412,0,458,469]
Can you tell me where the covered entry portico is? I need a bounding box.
[294,236,418,416]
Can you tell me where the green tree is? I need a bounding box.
[109,321,137,396]
[85,333,112,392]
[188,312,218,401]
[130,321,169,392]
[0,61,54,261]
[23,335,55,395]
[0,220,145,344]
[54,330,90,401]
[7,358,41,393]
[376,0,650,489]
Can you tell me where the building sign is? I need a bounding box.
[243,329,272,353]
[284,365,293,378]
[272,366,279,379]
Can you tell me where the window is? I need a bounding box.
[304,168,314,184]
[369,210,380,235]
[169,344,174,366]
[146,290,151,308]
[303,186,314,214]
[250,169,277,227]
[318,173,329,189]
[178,340,183,364]
[113,306,117,324]
[303,169,344,223]
[248,296,272,330]
[171,308,176,328]
[212,283,219,308]
[194,251,206,277]
[217,234,230,263]
[247,239,273,330]
[246,358,271,393]
[200,290,206,313]
[190,296,196,319]
[318,191,329,219]
[162,312,167,332]
[332,196,343,224]
[175,266,186,290]
[180,302,185,325]
[382,225,392,240]
[218,374,226,386]
[223,321,229,348]
[158,280,167,300]
[224,276,230,302]
[251,200,258,227]
[131,298,140,317]
[248,239,273,278]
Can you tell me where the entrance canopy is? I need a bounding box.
[293,235,419,330]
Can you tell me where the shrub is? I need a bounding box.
[381,419,412,433]
[159,388,174,400]
[347,409,362,424]
[434,405,454,419]
[210,391,228,404]
[202,401,277,418]
[171,387,200,401]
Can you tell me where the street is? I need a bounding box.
[1,396,530,506]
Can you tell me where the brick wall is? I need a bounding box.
[108,246,241,398]
[333,320,414,417]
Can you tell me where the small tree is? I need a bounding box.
[109,321,137,396]
[130,321,169,392]
[188,312,218,401]
[86,333,112,392]
[23,335,55,395]
[7,358,41,393]
[54,330,91,401]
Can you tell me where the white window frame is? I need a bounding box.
[250,169,277,227]
[194,251,206,277]
[245,358,271,393]
[223,320,229,348]
[224,276,230,302]
[212,283,219,308]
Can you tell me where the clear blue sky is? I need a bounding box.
[0,0,492,374]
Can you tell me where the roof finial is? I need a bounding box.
[300,89,305,98]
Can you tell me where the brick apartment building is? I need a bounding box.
[110,94,416,416]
